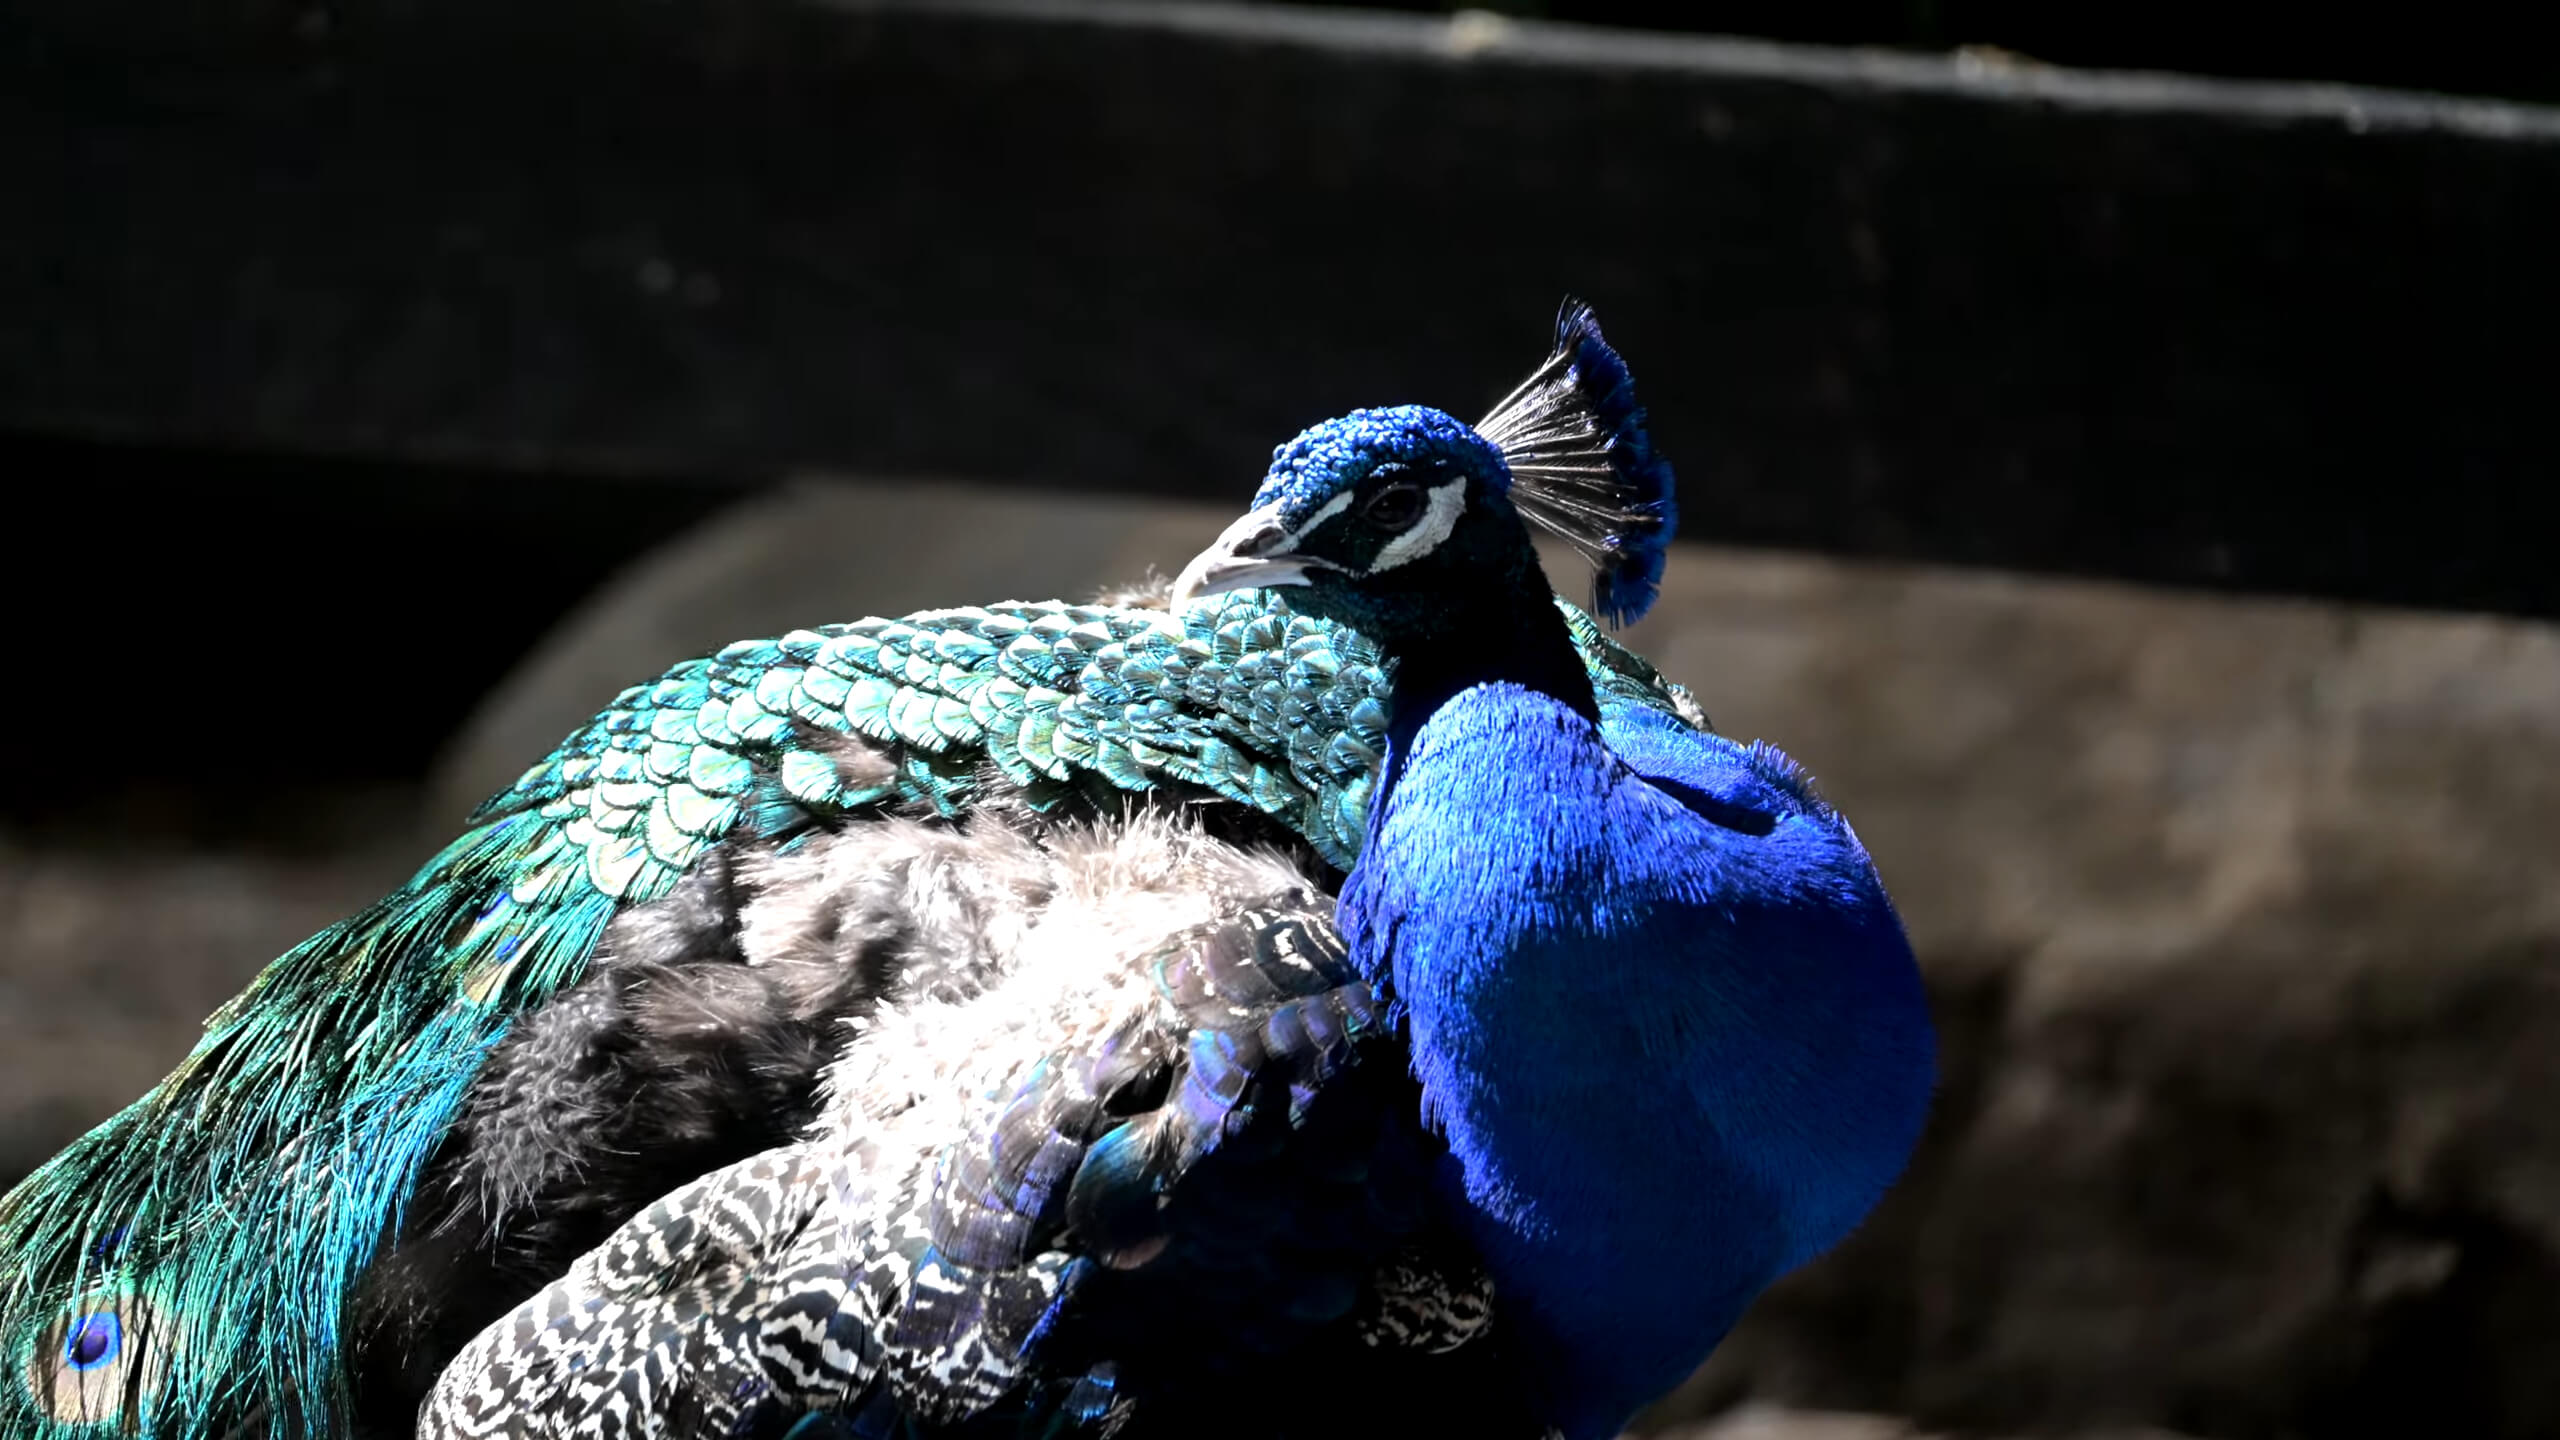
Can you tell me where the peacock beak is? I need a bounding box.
[1170,506,1326,607]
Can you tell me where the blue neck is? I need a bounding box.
[1341,611,1934,1440]
[1374,588,1596,788]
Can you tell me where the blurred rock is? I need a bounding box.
[1655,1406,1929,1440]
[0,829,416,1186]
[436,477,2560,1440]
[1620,545,2560,1440]
[1657,1404,2197,1440]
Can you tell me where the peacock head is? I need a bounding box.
[1171,299,1679,639]
[1171,404,1531,643]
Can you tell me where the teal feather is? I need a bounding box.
[0,588,1700,1439]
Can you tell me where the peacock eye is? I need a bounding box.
[1362,482,1426,529]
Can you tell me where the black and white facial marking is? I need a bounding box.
[1167,415,1495,609]
[1273,459,1471,579]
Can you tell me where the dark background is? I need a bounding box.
[1303,0,2560,103]
[4,0,2552,821]
[2,4,2555,1437]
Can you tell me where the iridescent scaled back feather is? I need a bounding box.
[479,592,1697,877]
[0,587,1702,1440]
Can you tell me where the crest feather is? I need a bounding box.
[1476,299,1678,627]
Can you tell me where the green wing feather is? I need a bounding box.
[0,589,1700,1438]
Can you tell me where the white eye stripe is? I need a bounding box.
[1365,478,1468,574]
[1269,489,1359,555]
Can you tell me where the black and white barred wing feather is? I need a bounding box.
[423,1148,834,1439]
[419,817,1493,1439]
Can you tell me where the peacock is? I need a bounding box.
[2,302,1935,1440]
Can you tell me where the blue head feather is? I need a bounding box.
[1251,405,1508,517]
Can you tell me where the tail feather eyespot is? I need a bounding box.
[25,1295,167,1431]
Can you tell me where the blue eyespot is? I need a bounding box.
[64,1313,121,1371]
[89,1225,130,1264]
